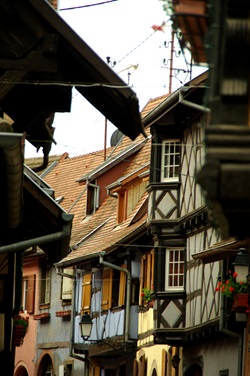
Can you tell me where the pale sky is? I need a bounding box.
[24,0,206,158]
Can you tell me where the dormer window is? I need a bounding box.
[161,139,180,182]
[86,181,99,215]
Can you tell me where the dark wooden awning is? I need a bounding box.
[0,0,143,157]
[192,238,248,264]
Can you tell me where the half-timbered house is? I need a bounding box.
[144,71,250,375]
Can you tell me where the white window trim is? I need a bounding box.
[161,139,180,182]
[165,248,184,291]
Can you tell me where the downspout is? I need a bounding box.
[99,252,131,342]
[219,276,243,376]
[0,213,72,255]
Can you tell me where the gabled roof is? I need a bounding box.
[44,90,174,266]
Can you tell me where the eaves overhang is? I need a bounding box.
[77,138,150,182]
[142,71,208,129]
[55,219,147,268]
[192,238,248,264]
[0,0,144,150]
[154,318,221,347]
[106,163,149,191]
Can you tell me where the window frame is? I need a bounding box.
[86,181,100,216]
[161,139,181,182]
[22,274,36,314]
[40,266,51,306]
[165,248,185,291]
[101,265,127,311]
[139,249,154,305]
[61,268,74,302]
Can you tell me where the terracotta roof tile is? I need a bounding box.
[43,93,170,266]
[140,93,170,119]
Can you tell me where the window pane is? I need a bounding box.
[161,140,181,182]
[166,249,184,290]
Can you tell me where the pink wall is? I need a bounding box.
[14,254,40,376]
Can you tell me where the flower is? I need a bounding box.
[141,287,154,303]
[13,315,29,331]
[215,271,248,298]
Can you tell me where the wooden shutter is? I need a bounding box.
[81,272,92,314]
[151,250,155,289]
[161,349,167,376]
[93,365,101,376]
[146,252,152,287]
[139,255,145,305]
[139,354,147,376]
[62,268,73,300]
[101,268,112,310]
[118,264,127,306]
[133,359,138,376]
[26,274,35,314]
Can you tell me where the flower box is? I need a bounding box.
[13,315,29,346]
[232,294,249,309]
[55,310,71,317]
[33,312,50,320]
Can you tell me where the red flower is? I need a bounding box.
[229,287,234,292]
[233,272,238,278]
[141,293,145,297]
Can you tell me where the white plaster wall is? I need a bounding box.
[183,336,241,376]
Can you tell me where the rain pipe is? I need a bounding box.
[99,252,131,342]
[0,213,73,255]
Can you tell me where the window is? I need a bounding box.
[117,190,127,223]
[101,265,127,311]
[22,275,35,313]
[40,266,51,305]
[86,181,99,215]
[165,249,184,291]
[139,250,154,305]
[61,268,74,301]
[161,139,180,182]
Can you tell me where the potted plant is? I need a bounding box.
[141,286,154,307]
[13,315,29,346]
[215,271,248,309]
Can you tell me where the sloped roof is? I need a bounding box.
[0,0,143,161]
[43,91,172,265]
[25,152,69,174]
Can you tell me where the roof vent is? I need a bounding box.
[110,129,124,146]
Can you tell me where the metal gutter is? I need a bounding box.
[0,213,73,255]
[77,138,150,182]
[142,71,209,129]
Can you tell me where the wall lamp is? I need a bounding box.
[232,248,249,282]
[79,313,93,340]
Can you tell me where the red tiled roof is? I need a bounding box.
[43,92,170,265]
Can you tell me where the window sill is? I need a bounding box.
[33,312,50,320]
[156,291,186,299]
[39,303,50,310]
[55,310,71,317]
